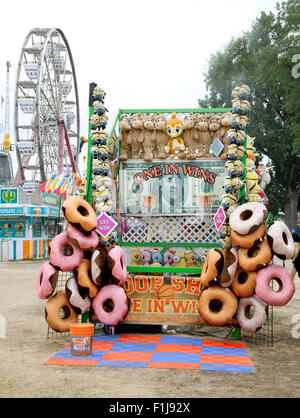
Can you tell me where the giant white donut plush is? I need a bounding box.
[92,284,129,326]
[236,294,267,332]
[255,264,295,306]
[229,202,268,235]
[107,245,127,285]
[65,277,91,314]
[266,221,295,260]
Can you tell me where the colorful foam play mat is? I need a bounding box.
[45,334,253,374]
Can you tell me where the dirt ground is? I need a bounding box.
[0,259,299,399]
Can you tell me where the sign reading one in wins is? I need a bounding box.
[120,160,225,215]
[122,275,203,326]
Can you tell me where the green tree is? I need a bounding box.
[199,0,300,230]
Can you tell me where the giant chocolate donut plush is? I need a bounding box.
[200,249,224,287]
[49,232,83,272]
[65,277,91,315]
[92,284,129,326]
[229,202,268,235]
[198,286,238,326]
[266,221,295,260]
[91,245,108,286]
[36,261,58,299]
[107,245,127,285]
[73,259,98,298]
[255,264,295,306]
[45,291,78,332]
[238,237,272,272]
[219,247,238,287]
[62,195,97,233]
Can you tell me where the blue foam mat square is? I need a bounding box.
[159,336,203,346]
[92,334,121,342]
[110,342,158,352]
[96,360,149,368]
[200,363,253,374]
[52,349,106,360]
[151,351,201,363]
[201,346,248,356]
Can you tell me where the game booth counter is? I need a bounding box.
[37,83,296,370]
[0,186,62,261]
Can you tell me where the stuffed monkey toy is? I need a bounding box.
[142,114,155,162]
[153,114,169,159]
[195,113,211,157]
[127,114,144,159]
[182,113,197,160]
[119,114,132,161]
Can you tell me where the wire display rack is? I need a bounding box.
[46,270,82,339]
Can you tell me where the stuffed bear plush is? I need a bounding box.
[194,113,211,157]
[127,114,144,159]
[142,114,155,162]
[182,113,197,160]
[153,114,170,159]
[165,111,185,156]
[119,114,132,162]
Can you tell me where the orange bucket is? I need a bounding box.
[70,323,94,356]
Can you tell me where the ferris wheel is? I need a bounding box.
[14,27,80,186]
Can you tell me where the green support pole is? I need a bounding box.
[82,83,96,324]
[232,326,241,340]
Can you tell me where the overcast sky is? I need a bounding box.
[0,0,280,173]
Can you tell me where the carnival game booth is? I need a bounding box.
[114,107,232,330]
[0,185,61,260]
[38,84,296,344]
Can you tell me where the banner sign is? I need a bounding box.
[0,207,24,217]
[122,275,202,326]
[42,193,59,206]
[0,220,26,238]
[120,160,226,215]
[26,207,48,217]
[0,188,18,204]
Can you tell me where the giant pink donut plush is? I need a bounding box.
[66,223,99,250]
[65,277,91,314]
[255,264,295,306]
[107,245,127,285]
[92,284,129,326]
[49,232,83,272]
[36,261,59,299]
[236,294,267,332]
[266,221,295,260]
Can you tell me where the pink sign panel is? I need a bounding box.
[96,213,118,238]
[214,206,226,231]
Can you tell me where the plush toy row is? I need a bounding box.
[198,202,295,332]
[36,196,129,333]
[218,83,270,248]
[131,248,202,268]
[118,111,232,162]
[89,86,117,216]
